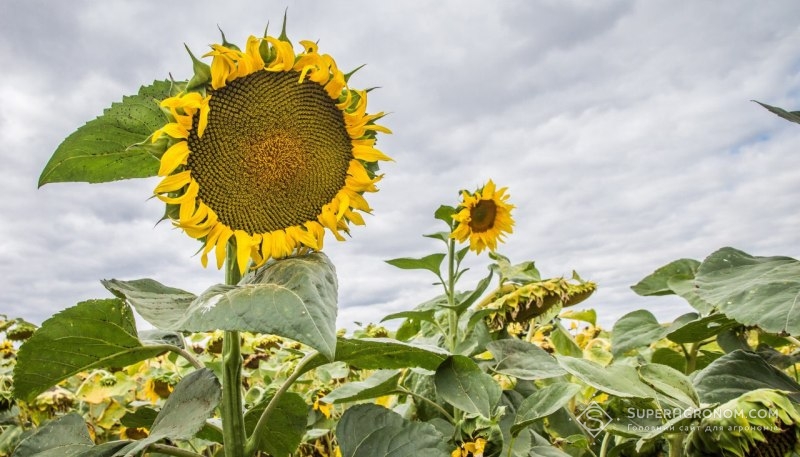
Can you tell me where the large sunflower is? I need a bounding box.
[451,180,514,254]
[153,30,391,274]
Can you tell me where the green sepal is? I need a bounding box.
[278,9,290,42]
[217,25,239,50]
[344,64,366,83]
[184,44,211,92]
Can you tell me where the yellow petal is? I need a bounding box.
[152,123,189,143]
[233,230,252,274]
[154,171,191,194]
[352,145,393,163]
[215,228,233,269]
[245,35,265,69]
[299,40,318,54]
[158,141,190,176]
[197,96,210,138]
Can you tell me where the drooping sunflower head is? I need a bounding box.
[685,389,800,457]
[153,24,391,274]
[451,180,514,254]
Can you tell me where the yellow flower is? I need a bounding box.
[451,180,514,254]
[143,377,174,403]
[453,438,487,457]
[154,27,391,274]
[313,395,333,418]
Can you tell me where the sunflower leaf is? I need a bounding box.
[171,253,338,360]
[386,254,447,277]
[322,370,401,404]
[101,278,197,331]
[693,350,800,404]
[13,299,166,402]
[753,100,800,125]
[10,413,94,457]
[512,383,582,436]
[115,368,221,457]
[244,391,307,456]
[38,80,172,186]
[694,247,800,336]
[336,404,451,457]
[434,355,501,418]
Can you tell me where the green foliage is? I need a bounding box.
[38,81,172,186]
[13,299,167,402]
[695,247,800,335]
[692,349,800,404]
[611,310,667,357]
[435,356,501,419]
[10,413,95,457]
[336,404,451,457]
[511,383,581,436]
[244,391,307,456]
[117,368,221,456]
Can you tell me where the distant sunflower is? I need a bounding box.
[153,27,391,273]
[451,180,514,254]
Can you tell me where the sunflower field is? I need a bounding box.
[4,18,800,457]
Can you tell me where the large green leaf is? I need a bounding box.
[38,81,171,186]
[102,278,197,330]
[631,259,700,296]
[323,370,401,404]
[512,383,581,436]
[13,299,166,402]
[336,404,450,457]
[558,357,655,399]
[116,368,221,456]
[332,338,448,371]
[754,100,800,125]
[692,350,800,404]
[665,313,739,344]
[11,413,93,457]
[385,254,446,277]
[245,391,307,456]
[173,253,338,360]
[637,364,699,407]
[611,310,667,357]
[694,247,800,335]
[434,356,501,418]
[486,339,566,380]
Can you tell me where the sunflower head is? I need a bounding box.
[480,277,596,333]
[685,389,800,457]
[451,180,514,254]
[153,23,391,274]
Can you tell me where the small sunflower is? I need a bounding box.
[451,180,514,254]
[153,25,391,273]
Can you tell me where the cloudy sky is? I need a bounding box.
[1,0,799,332]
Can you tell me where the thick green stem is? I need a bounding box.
[598,432,611,457]
[685,342,699,374]
[245,351,321,455]
[446,238,458,353]
[222,244,246,457]
[162,344,204,369]
[668,434,684,457]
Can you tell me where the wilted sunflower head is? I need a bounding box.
[153,23,391,274]
[451,180,514,254]
[685,389,800,457]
